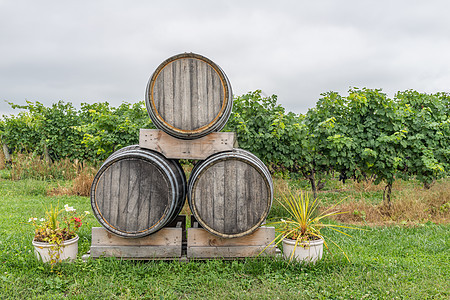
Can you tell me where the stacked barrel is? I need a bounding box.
[145,53,233,139]
[90,146,186,238]
[91,53,273,239]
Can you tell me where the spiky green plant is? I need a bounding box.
[265,191,363,262]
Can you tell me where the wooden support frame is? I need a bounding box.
[139,129,237,160]
[187,224,276,259]
[89,215,185,259]
[86,215,277,261]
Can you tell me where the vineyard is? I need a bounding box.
[1,88,449,205]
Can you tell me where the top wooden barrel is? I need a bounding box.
[145,53,233,139]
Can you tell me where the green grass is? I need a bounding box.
[0,178,449,299]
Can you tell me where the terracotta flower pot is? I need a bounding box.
[282,238,323,263]
[32,235,79,263]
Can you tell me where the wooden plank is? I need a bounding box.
[212,161,224,232]
[91,227,182,246]
[224,159,238,234]
[137,160,150,230]
[109,161,121,226]
[187,227,276,258]
[90,227,182,259]
[253,166,269,226]
[236,164,248,232]
[190,57,198,128]
[95,165,105,219]
[187,227,275,247]
[172,59,182,128]
[187,246,273,258]
[91,246,181,258]
[181,58,190,130]
[139,129,235,160]
[207,65,217,121]
[126,159,140,231]
[248,165,259,226]
[148,162,159,227]
[163,60,174,125]
[196,59,206,128]
[117,160,130,231]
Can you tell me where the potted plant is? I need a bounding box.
[28,203,89,264]
[266,191,361,263]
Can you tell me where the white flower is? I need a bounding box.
[39,218,45,222]
[84,211,90,215]
[64,204,76,212]
[281,218,286,223]
[28,217,37,222]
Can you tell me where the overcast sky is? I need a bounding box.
[1,0,450,117]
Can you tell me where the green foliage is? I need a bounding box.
[302,91,350,197]
[1,100,155,162]
[395,90,450,187]
[1,101,85,160]
[78,101,154,161]
[1,89,448,203]
[1,104,43,154]
[305,88,449,202]
[225,90,305,172]
[225,89,449,203]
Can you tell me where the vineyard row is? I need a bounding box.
[1,88,449,203]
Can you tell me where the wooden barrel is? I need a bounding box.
[145,53,233,139]
[188,149,273,238]
[91,146,186,238]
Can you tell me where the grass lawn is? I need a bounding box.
[0,177,449,299]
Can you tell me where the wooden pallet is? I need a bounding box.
[84,217,277,261]
[187,218,276,259]
[88,215,186,260]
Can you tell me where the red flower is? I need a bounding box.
[74,217,82,227]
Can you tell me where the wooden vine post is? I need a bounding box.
[2,143,11,164]
[87,53,276,260]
